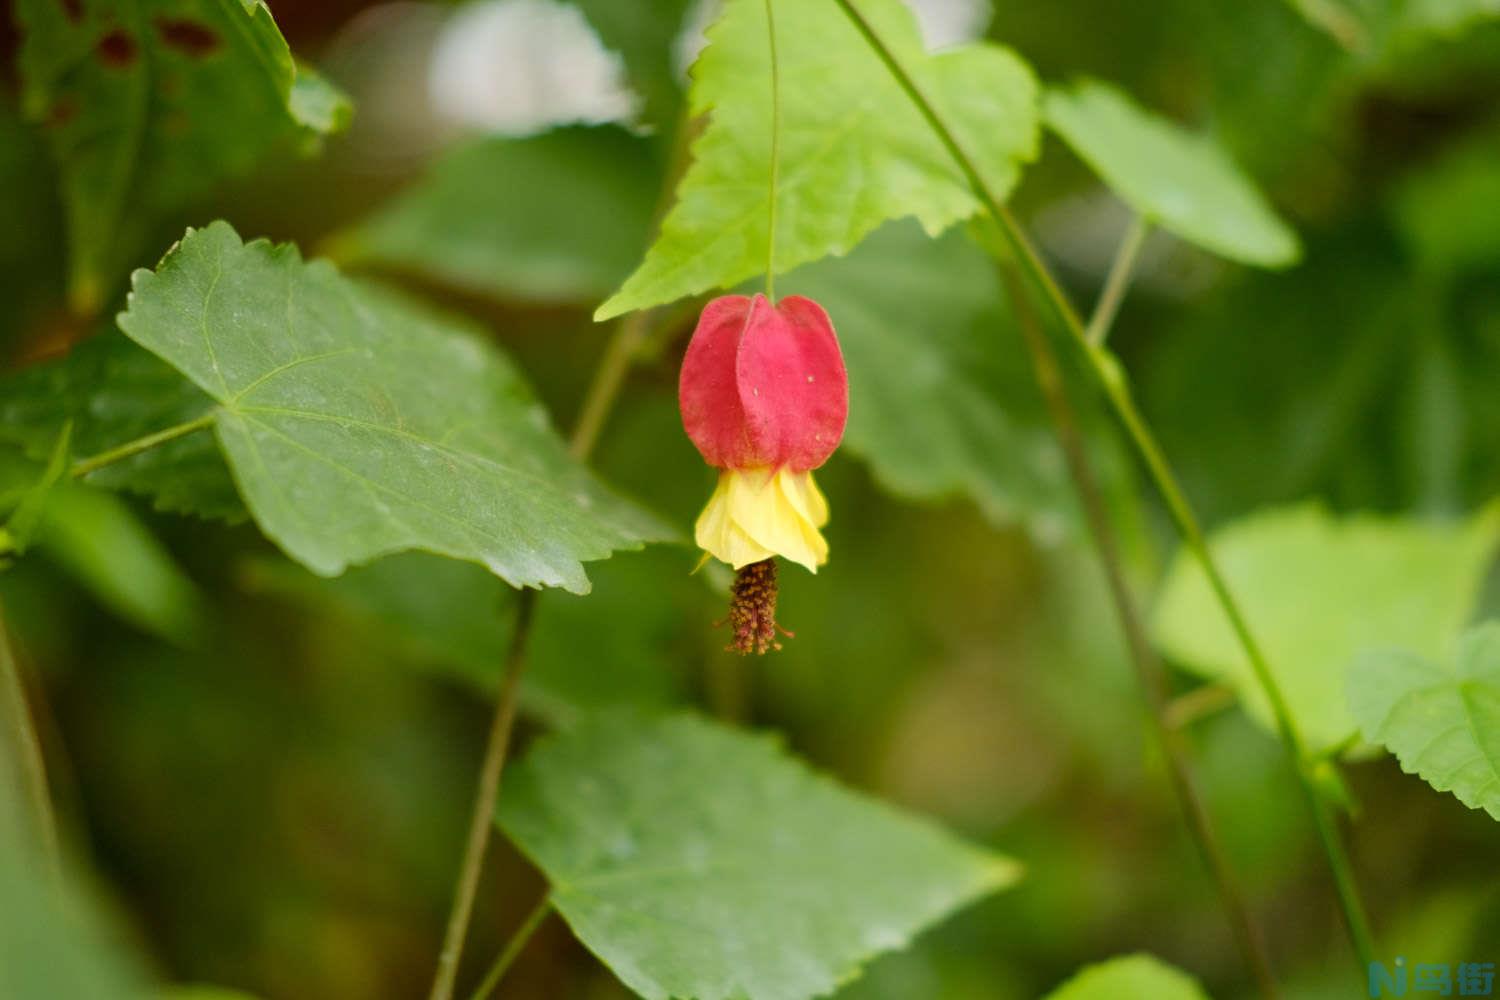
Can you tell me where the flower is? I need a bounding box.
[679,293,848,652]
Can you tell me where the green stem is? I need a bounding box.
[1086,214,1151,346]
[465,894,553,1000]
[764,0,783,301]
[570,310,652,461]
[829,0,1376,972]
[427,591,539,1000]
[0,601,61,882]
[70,413,216,479]
[997,261,1279,999]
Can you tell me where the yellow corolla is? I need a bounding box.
[694,467,830,573]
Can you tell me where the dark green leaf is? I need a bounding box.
[331,127,660,305]
[1349,622,1500,821]
[0,332,239,521]
[15,0,351,310]
[1042,79,1300,267]
[499,712,1020,1000]
[118,222,670,592]
[596,0,1039,319]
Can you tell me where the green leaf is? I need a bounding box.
[782,221,1107,536]
[2,423,72,555]
[1041,954,1212,1000]
[15,0,351,311]
[569,0,697,130]
[0,332,240,522]
[1349,622,1500,821]
[596,0,1039,319]
[1153,502,1500,756]
[0,771,148,999]
[498,712,1020,1000]
[330,127,660,305]
[0,449,206,642]
[1042,79,1300,268]
[1390,126,1500,278]
[117,221,670,593]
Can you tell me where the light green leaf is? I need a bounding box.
[596,0,1039,319]
[1041,954,1212,1000]
[1349,623,1500,821]
[15,0,351,310]
[118,221,670,593]
[159,988,263,1000]
[331,127,660,305]
[1153,502,1500,756]
[1042,79,1300,268]
[783,221,1108,536]
[498,712,1020,1000]
[0,332,240,522]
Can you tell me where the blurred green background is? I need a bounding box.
[3,1,1500,997]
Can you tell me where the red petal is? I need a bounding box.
[679,294,848,471]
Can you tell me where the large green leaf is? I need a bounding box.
[15,0,351,310]
[1042,79,1300,268]
[782,221,1106,535]
[596,0,1039,319]
[0,332,240,521]
[1153,503,1499,755]
[117,222,669,592]
[330,127,661,305]
[498,712,1020,1000]
[1349,622,1500,821]
[1041,954,1212,1000]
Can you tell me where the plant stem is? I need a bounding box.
[829,0,1375,971]
[1086,214,1150,346]
[0,601,61,882]
[428,590,539,1000]
[465,894,553,1000]
[763,0,783,301]
[997,262,1279,998]
[70,413,217,479]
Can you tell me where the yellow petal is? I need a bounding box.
[691,467,831,573]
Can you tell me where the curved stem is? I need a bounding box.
[70,413,216,479]
[763,0,783,301]
[0,601,61,882]
[465,894,553,1000]
[427,591,539,1000]
[1086,213,1150,346]
[998,263,1278,998]
[828,0,1375,972]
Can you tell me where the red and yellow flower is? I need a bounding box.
[679,293,848,651]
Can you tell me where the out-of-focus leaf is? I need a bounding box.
[118,222,670,592]
[782,221,1095,537]
[570,0,697,129]
[1293,0,1500,56]
[1153,502,1500,756]
[596,0,1039,319]
[0,771,148,999]
[0,449,205,642]
[240,546,694,725]
[1040,954,1212,1000]
[0,102,65,356]
[160,989,263,1000]
[330,127,660,305]
[1391,128,1500,277]
[498,712,1020,1000]
[1042,79,1300,267]
[0,332,240,521]
[1349,622,1500,821]
[14,0,351,311]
